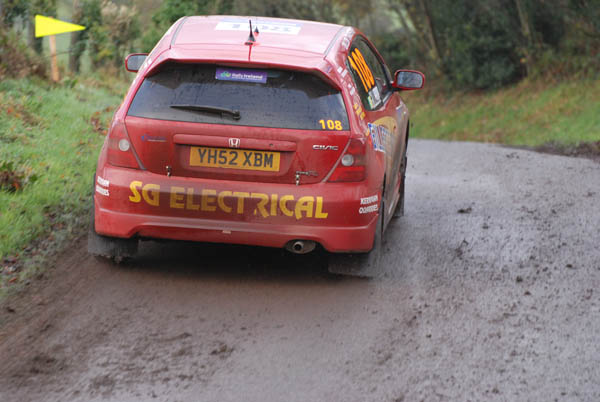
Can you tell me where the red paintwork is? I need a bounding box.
[93,15,423,253]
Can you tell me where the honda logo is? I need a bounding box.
[228,138,241,148]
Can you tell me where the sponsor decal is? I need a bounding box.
[353,102,365,121]
[95,184,109,197]
[396,104,406,120]
[341,36,350,50]
[215,18,302,35]
[96,175,109,196]
[336,66,348,78]
[141,134,167,142]
[368,123,389,153]
[128,181,328,220]
[359,204,378,214]
[96,176,109,187]
[360,194,378,205]
[359,194,378,214]
[369,85,381,105]
[216,68,267,84]
[367,95,375,109]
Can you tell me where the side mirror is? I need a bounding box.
[125,53,148,72]
[392,70,425,91]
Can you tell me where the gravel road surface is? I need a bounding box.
[1,140,599,402]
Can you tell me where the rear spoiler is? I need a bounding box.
[142,49,342,91]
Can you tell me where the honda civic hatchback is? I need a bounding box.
[88,15,424,276]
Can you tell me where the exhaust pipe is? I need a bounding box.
[285,240,317,254]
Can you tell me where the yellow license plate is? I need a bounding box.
[189,146,280,172]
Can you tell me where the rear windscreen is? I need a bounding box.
[127,64,350,131]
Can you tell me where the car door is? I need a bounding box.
[346,36,407,227]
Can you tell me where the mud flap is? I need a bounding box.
[327,207,383,278]
[87,189,138,263]
[87,228,138,263]
[393,155,407,218]
[327,249,383,278]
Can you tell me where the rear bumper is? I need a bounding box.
[93,165,380,252]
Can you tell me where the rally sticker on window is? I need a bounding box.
[215,18,302,35]
[215,68,267,84]
[369,86,381,105]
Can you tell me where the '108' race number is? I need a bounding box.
[319,119,343,130]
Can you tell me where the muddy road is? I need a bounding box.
[1,140,599,402]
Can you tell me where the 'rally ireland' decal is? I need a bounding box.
[215,68,267,84]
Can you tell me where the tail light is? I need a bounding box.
[106,118,141,169]
[328,138,366,182]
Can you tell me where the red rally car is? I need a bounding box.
[88,16,424,276]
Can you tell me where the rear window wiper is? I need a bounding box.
[169,104,241,120]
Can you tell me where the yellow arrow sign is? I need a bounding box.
[35,15,85,37]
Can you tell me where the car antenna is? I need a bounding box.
[245,19,256,45]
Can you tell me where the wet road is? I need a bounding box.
[1,140,599,401]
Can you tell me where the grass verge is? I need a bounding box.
[404,77,600,147]
[0,74,127,299]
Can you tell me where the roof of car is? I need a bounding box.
[172,15,345,56]
[141,16,356,88]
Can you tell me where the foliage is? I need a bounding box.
[69,0,103,72]
[0,160,38,192]
[0,0,29,26]
[0,75,123,261]
[434,0,523,89]
[387,0,600,89]
[98,1,140,68]
[140,0,366,52]
[0,27,46,79]
[0,0,598,92]
[141,0,233,52]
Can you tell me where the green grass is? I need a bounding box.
[0,74,126,293]
[404,78,600,146]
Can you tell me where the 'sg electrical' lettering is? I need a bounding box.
[128,181,328,220]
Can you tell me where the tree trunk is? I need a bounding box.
[398,0,443,75]
[514,0,533,76]
[420,0,442,67]
[398,0,431,54]
[69,0,84,73]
